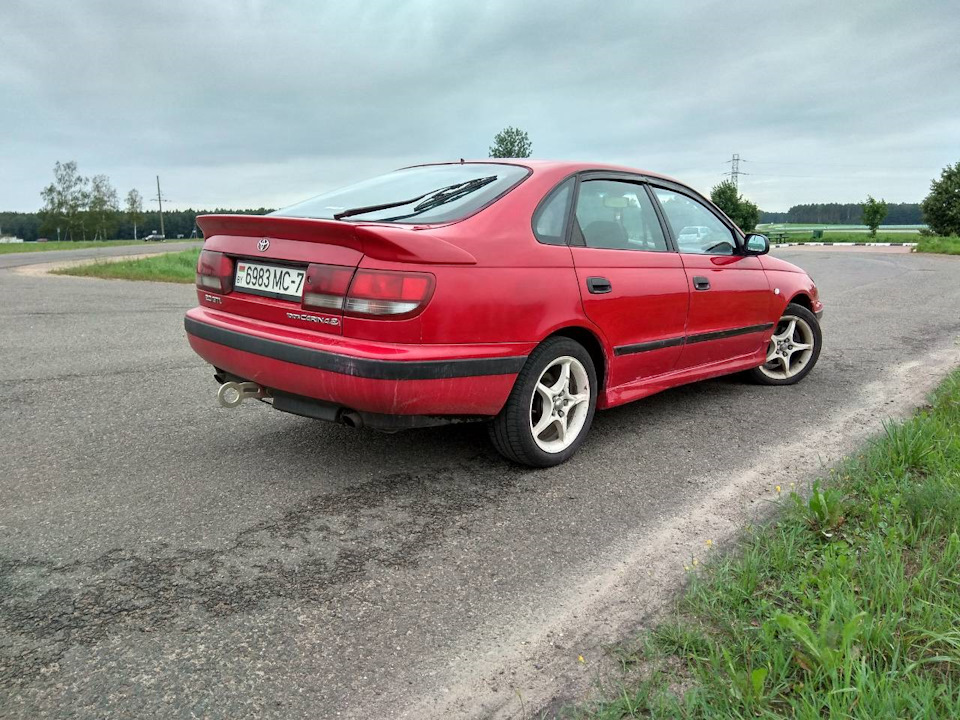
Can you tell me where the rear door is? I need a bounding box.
[567,177,689,389]
[649,186,772,370]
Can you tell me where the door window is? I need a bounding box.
[574,180,668,252]
[653,189,737,255]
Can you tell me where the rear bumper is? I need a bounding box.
[184,308,529,416]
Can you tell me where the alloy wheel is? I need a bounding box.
[757,314,815,380]
[529,356,591,453]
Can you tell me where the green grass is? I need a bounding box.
[565,370,960,719]
[0,239,196,254]
[803,231,919,243]
[53,248,200,283]
[917,236,960,255]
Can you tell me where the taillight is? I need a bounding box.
[302,263,355,311]
[344,269,435,318]
[196,250,234,293]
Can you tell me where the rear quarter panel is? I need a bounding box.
[355,248,588,345]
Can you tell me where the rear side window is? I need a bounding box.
[272,163,529,225]
[532,178,574,245]
[574,180,668,252]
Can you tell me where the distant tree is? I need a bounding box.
[738,199,760,234]
[125,188,144,239]
[862,196,888,237]
[921,161,960,236]
[710,180,739,217]
[710,180,760,233]
[39,161,89,240]
[87,175,120,240]
[489,126,532,158]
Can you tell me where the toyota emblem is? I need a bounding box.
[257,238,270,252]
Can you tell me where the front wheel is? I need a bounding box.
[749,303,822,385]
[488,337,597,467]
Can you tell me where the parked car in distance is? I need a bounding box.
[185,160,824,466]
[143,232,165,242]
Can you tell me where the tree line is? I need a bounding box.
[1,207,273,242]
[759,202,923,225]
[0,160,271,242]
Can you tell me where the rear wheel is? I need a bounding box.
[489,337,597,467]
[749,303,822,385]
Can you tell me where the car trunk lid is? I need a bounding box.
[195,214,475,336]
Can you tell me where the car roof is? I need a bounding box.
[407,159,682,185]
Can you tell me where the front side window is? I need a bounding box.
[653,188,737,255]
[273,163,529,224]
[573,180,668,252]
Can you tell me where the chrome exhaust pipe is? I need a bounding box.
[217,381,263,408]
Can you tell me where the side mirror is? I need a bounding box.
[743,233,770,255]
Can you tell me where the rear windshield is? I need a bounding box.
[272,163,530,224]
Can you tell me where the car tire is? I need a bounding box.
[749,303,822,386]
[488,337,597,467]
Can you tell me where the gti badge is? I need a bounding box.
[257,238,270,252]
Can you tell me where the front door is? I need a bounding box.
[570,178,690,389]
[650,186,772,370]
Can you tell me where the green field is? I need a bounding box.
[0,239,196,255]
[53,248,200,283]
[569,370,960,719]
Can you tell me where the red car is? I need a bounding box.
[186,161,823,466]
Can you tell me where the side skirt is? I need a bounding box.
[599,348,767,409]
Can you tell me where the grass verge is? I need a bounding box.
[53,248,200,283]
[917,236,960,255]
[566,369,960,718]
[0,239,195,254]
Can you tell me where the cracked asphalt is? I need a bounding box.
[2,248,959,718]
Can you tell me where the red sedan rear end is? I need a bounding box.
[185,161,823,466]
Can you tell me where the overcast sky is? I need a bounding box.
[2,0,958,212]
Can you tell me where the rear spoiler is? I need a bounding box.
[196,214,477,265]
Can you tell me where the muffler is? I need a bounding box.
[217,381,263,408]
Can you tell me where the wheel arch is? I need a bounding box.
[543,325,608,391]
[787,292,813,313]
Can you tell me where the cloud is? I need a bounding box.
[2,0,958,211]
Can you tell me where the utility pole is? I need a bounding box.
[724,153,747,188]
[156,175,166,238]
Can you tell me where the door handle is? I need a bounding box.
[586,277,612,294]
[692,276,711,291]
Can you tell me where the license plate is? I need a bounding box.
[235,261,306,301]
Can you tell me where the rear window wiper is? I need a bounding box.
[333,175,498,221]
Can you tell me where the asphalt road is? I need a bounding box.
[2,249,959,719]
